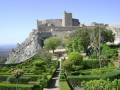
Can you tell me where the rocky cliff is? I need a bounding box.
[5,30,52,64]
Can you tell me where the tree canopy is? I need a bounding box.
[66,26,114,56]
[44,37,61,53]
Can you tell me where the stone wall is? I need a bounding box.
[37,19,62,27]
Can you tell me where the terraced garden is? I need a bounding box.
[0,53,58,90]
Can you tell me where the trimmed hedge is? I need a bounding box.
[67,68,120,81]
[83,79,120,90]
[82,59,108,69]
[0,83,34,90]
[7,76,31,84]
[0,75,10,82]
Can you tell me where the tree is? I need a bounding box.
[66,28,91,53]
[44,37,61,53]
[66,26,115,56]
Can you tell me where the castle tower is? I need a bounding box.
[62,11,72,27]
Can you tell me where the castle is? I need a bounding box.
[6,11,81,64]
[5,12,120,64]
[37,11,80,27]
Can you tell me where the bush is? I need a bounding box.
[68,52,83,65]
[37,75,48,88]
[63,52,83,72]
[63,60,73,72]
[83,79,120,90]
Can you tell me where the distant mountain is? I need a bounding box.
[0,44,16,50]
[0,44,16,57]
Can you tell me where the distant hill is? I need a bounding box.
[0,44,16,64]
[0,44,16,57]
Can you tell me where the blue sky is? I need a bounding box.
[0,0,120,45]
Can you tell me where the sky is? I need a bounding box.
[0,0,120,45]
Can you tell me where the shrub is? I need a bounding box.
[63,60,73,72]
[63,52,83,72]
[68,52,83,65]
[83,79,120,90]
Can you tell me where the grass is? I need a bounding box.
[59,80,70,90]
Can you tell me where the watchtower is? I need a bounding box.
[62,11,72,27]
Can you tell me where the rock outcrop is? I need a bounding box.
[6,30,52,64]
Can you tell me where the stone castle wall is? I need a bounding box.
[37,19,62,27]
[37,11,80,27]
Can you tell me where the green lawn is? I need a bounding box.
[60,80,70,90]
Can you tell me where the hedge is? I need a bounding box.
[7,76,31,84]
[82,59,108,69]
[0,75,10,82]
[83,79,120,90]
[67,69,120,81]
[0,83,34,90]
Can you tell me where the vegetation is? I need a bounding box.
[66,26,114,56]
[62,25,120,89]
[83,79,120,90]
[63,52,83,72]
[0,49,58,90]
[60,81,70,90]
[44,36,61,53]
[0,25,119,90]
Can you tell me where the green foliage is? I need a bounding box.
[33,60,45,67]
[11,69,24,79]
[66,26,114,54]
[101,44,118,60]
[0,83,33,90]
[37,75,48,88]
[63,60,73,72]
[82,59,108,69]
[7,76,31,84]
[60,81,70,90]
[68,52,83,65]
[66,28,90,53]
[63,52,83,72]
[83,79,120,90]
[0,52,58,90]
[44,37,61,53]
[67,68,120,82]
[36,49,52,63]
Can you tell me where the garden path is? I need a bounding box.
[44,67,60,90]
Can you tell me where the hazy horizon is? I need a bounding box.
[0,0,120,45]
